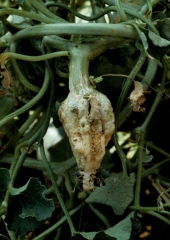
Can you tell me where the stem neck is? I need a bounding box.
[69,45,91,93]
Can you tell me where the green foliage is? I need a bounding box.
[142,151,153,163]
[73,212,134,240]
[5,208,41,236]
[105,212,134,239]
[1,173,55,236]
[149,31,170,47]
[86,172,135,215]
[1,0,170,239]
[8,178,54,220]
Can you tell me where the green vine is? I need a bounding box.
[1,0,170,238]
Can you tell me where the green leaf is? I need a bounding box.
[5,204,40,236]
[105,212,134,240]
[0,168,10,192]
[142,151,153,163]
[5,177,54,235]
[86,172,135,215]
[9,177,54,220]
[148,31,170,47]
[72,231,116,240]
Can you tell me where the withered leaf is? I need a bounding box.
[129,81,146,112]
[0,62,13,96]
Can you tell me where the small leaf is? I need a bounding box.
[142,151,153,163]
[9,177,54,220]
[5,177,54,235]
[105,212,134,240]
[149,31,170,47]
[86,172,135,215]
[145,149,150,155]
[0,168,10,192]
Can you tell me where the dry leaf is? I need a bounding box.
[129,81,146,112]
[0,62,13,96]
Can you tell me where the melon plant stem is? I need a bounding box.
[32,202,85,240]
[68,37,129,92]
[0,8,59,24]
[40,141,77,237]
[134,61,168,206]
[0,67,50,127]
[3,105,43,152]
[11,23,137,43]
[113,50,146,175]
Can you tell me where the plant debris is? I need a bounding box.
[129,81,146,112]
[0,62,13,96]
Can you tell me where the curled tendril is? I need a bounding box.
[45,2,113,21]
